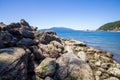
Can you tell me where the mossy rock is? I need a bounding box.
[35,58,57,78]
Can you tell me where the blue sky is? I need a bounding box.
[0,0,120,30]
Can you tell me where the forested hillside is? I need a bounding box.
[98,21,120,31]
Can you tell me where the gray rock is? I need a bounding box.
[0,31,18,48]
[20,19,30,27]
[8,28,22,35]
[77,51,87,61]
[57,66,69,80]
[0,22,6,30]
[45,30,56,35]
[35,58,57,78]
[0,38,4,48]
[108,67,120,77]
[32,75,42,80]
[50,41,63,49]
[17,38,35,46]
[4,23,22,35]
[0,47,28,80]
[101,73,109,79]
[0,31,13,44]
[104,77,119,80]
[22,30,35,39]
[30,46,44,60]
[95,76,100,80]
[45,76,53,80]
[4,23,21,31]
[95,60,101,66]
[38,42,62,58]
[74,42,86,47]
[101,63,109,69]
[56,44,94,80]
[105,52,113,58]
[95,71,102,76]
[40,32,61,44]
[56,55,69,67]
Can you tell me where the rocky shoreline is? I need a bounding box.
[0,20,120,80]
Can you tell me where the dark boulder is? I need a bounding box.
[3,23,21,31]
[22,30,36,39]
[0,22,6,30]
[45,30,56,35]
[40,32,61,44]
[20,19,30,27]
[3,22,22,36]
[0,31,12,44]
[0,31,18,47]
[16,38,36,47]
[30,46,45,61]
[8,23,21,28]
[0,38,4,48]
[8,28,22,36]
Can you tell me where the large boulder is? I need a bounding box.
[4,23,22,36]
[0,31,17,48]
[20,19,37,31]
[7,23,21,29]
[56,43,94,80]
[0,31,13,44]
[8,28,22,36]
[35,58,57,78]
[39,31,61,44]
[30,46,45,61]
[104,77,119,80]
[0,47,28,80]
[16,38,36,47]
[45,76,53,80]
[0,22,6,30]
[38,41,64,58]
[4,23,22,35]
[56,66,69,80]
[44,30,56,35]
[22,30,36,39]
[108,67,120,77]
[0,38,4,48]
[20,19,30,27]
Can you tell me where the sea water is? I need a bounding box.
[56,31,120,62]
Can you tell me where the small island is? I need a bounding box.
[0,20,120,80]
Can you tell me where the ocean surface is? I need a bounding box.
[56,31,120,62]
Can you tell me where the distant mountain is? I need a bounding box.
[40,27,82,33]
[98,20,120,31]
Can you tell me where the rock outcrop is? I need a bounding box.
[0,47,28,80]
[0,20,120,80]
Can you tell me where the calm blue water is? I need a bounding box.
[56,31,120,62]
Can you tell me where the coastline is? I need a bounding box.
[62,39,120,80]
[57,30,120,62]
[0,20,120,80]
[84,43,119,62]
[95,30,120,33]
[85,30,120,33]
